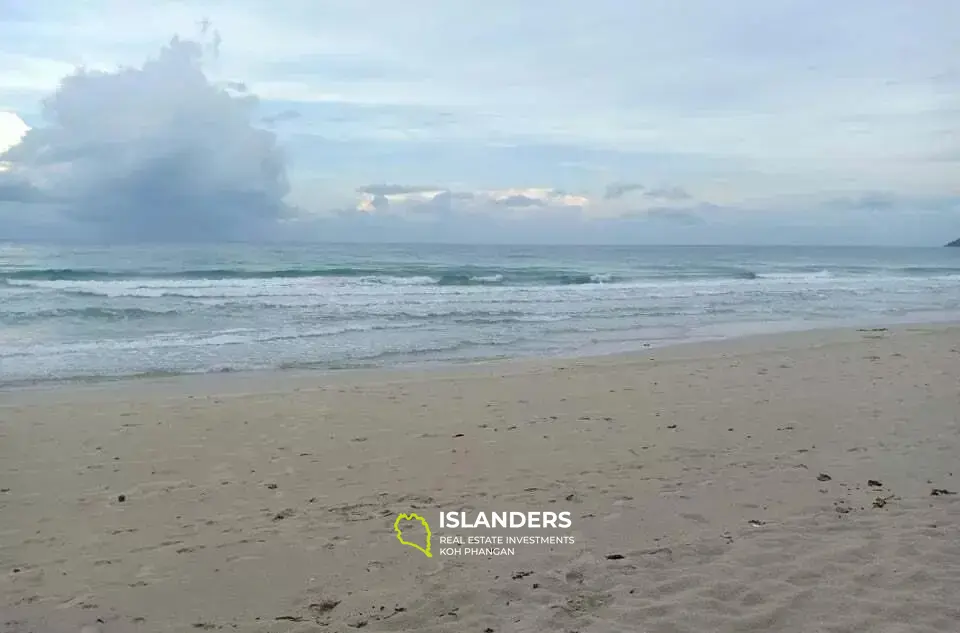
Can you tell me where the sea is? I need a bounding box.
[2,243,959,387]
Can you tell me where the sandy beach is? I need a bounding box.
[2,324,959,632]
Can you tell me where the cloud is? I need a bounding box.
[604,182,645,200]
[494,194,547,207]
[0,33,291,241]
[486,188,588,208]
[0,111,30,157]
[353,185,453,213]
[357,184,441,196]
[350,186,587,217]
[277,186,960,246]
[353,186,589,217]
[0,172,49,203]
[401,190,460,216]
[603,182,693,202]
[354,192,391,213]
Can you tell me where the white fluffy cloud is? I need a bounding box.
[0,111,29,166]
[0,34,290,241]
[353,187,591,218]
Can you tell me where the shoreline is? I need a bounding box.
[3,322,959,631]
[4,313,958,396]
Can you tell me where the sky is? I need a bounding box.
[0,0,958,245]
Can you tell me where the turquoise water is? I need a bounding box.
[2,243,959,385]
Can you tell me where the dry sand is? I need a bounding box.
[2,325,959,632]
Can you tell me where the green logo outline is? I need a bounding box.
[394,512,432,558]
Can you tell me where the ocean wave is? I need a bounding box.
[20,264,945,294]
[3,265,616,284]
[5,258,959,289]
[0,322,425,357]
[897,266,960,277]
[754,270,833,281]
[1,265,764,288]
[279,335,527,370]
[3,306,180,322]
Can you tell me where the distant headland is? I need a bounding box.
[947,238,960,247]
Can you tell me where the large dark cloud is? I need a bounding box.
[0,34,291,242]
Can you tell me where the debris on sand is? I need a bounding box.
[309,599,341,614]
[931,488,957,496]
[817,473,832,482]
[275,615,306,622]
[272,508,295,521]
